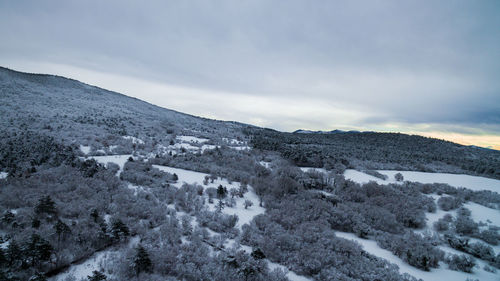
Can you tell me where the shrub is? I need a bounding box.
[447,254,475,273]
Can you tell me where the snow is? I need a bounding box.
[344,169,500,193]
[152,165,209,187]
[464,202,500,226]
[222,138,245,145]
[103,214,111,224]
[259,161,271,169]
[344,169,389,185]
[0,172,7,179]
[201,144,219,152]
[379,170,500,192]
[229,146,251,151]
[335,231,499,281]
[219,185,265,229]
[300,167,328,174]
[423,206,454,230]
[51,236,140,281]
[79,145,91,155]
[176,135,209,143]
[122,135,144,144]
[51,250,114,281]
[86,154,134,175]
[127,183,145,196]
[267,260,313,281]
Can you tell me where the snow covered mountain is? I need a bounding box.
[1,66,500,281]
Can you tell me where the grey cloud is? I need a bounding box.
[0,0,499,133]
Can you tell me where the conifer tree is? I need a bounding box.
[87,270,107,281]
[133,245,152,275]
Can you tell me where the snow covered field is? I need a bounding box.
[85,154,134,175]
[335,231,498,281]
[0,172,7,179]
[341,169,500,280]
[300,167,328,174]
[464,201,500,226]
[176,135,209,143]
[344,169,500,193]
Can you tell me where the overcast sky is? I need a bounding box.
[1,0,499,149]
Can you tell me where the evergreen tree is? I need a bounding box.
[251,248,266,260]
[87,270,107,281]
[54,219,71,242]
[1,211,15,224]
[90,209,99,223]
[25,234,53,267]
[217,184,226,199]
[0,247,6,267]
[111,220,130,240]
[6,240,22,268]
[394,172,404,182]
[32,217,41,228]
[133,245,152,275]
[35,195,57,219]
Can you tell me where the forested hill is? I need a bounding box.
[246,127,500,180]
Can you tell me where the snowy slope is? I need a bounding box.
[344,169,500,193]
[335,231,498,281]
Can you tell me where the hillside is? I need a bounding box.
[0,66,249,151]
[1,67,499,281]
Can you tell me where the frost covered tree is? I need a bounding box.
[394,172,404,181]
[217,199,225,212]
[447,254,475,273]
